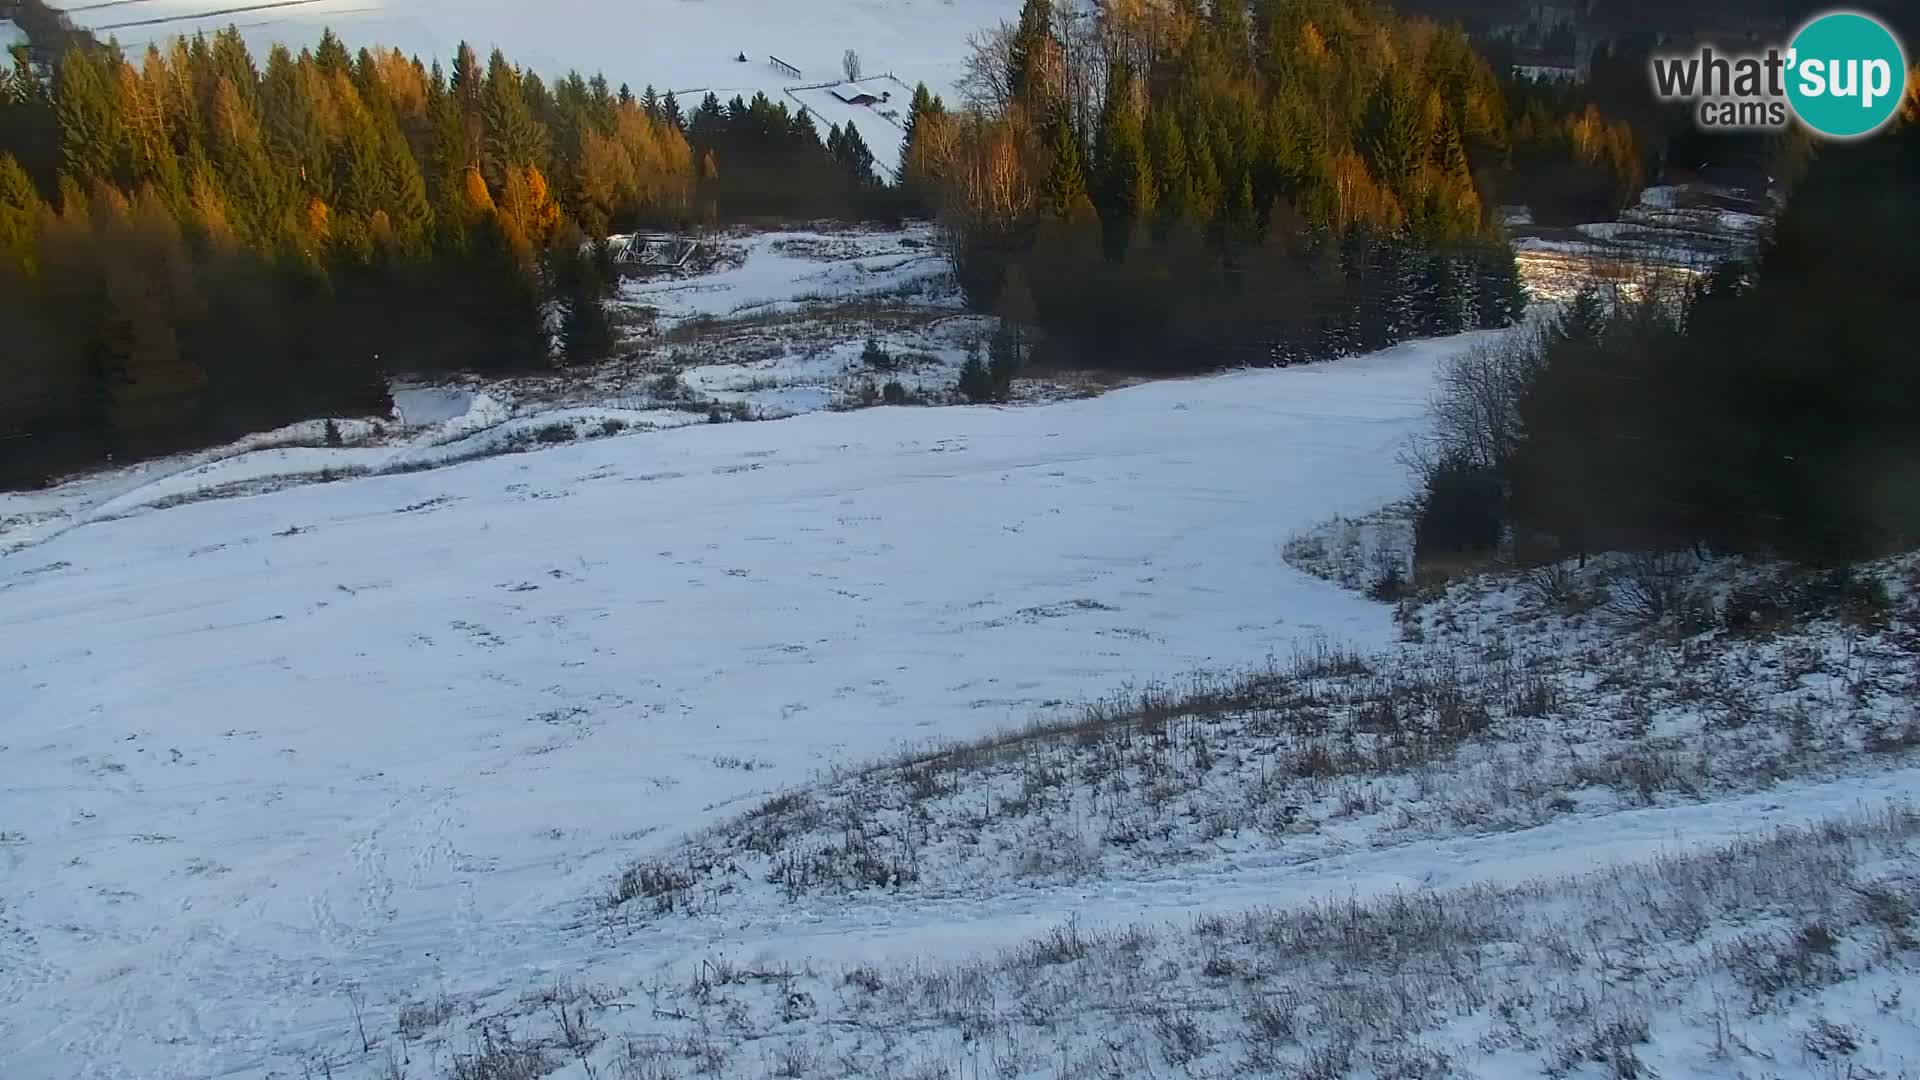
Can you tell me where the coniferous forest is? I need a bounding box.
[900,0,1541,371]
[0,25,898,487]
[1410,98,1920,569]
[0,0,1774,487]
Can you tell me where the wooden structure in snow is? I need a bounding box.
[610,233,701,274]
[768,54,801,79]
[828,82,890,107]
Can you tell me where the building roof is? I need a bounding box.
[828,83,879,104]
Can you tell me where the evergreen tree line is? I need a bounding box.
[678,88,912,220]
[1418,103,1920,568]
[0,27,905,488]
[904,0,1530,373]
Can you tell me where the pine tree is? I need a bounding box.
[956,354,994,402]
[1039,118,1089,222]
[1092,62,1152,257]
[1146,110,1191,227]
[554,225,613,365]
[482,50,546,188]
[56,45,127,191]
[313,29,351,76]
[379,114,432,255]
[1362,71,1424,205]
[207,74,281,247]
[1008,0,1055,113]
[988,320,1022,400]
[0,152,41,277]
[261,45,330,202]
[832,122,876,187]
[661,91,683,130]
[641,84,660,121]
[450,42,481,113]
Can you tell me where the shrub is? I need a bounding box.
[882,380,910,404]
[957,357,994,402]
[1414,455,1504,564]
[861,337,895,371]
[535,423,577,444]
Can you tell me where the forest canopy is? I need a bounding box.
[0,26,891,486]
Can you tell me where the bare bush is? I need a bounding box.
[447,1025,553,1080]
[1605,552,1697,625]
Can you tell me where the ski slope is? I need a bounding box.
[0,329,1508,1078]
[65,0,1024,173]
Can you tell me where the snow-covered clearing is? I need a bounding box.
[75,0,1029,174]
[621,226,951,329]
[7,302,1916,1078]
[1509,183,1777,302]
[5,329,1508,1078]
[0,224,985,554]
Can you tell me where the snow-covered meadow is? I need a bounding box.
[7,298,1917,1078]
[2,331,1510,1078]
[1506,183,1777,302]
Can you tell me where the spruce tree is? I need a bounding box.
[261,46,330,202]
[379,115,432,255]
[313,29,351,76]
[1092,63,1152,258]
[207,75,281,248]
[56,45,126,191]
[0,152,41,277]
[1146,110,1191,228]
[481,50,544,188]
[1362,71,1424,205]
[450,42,481,114]
[1008,0,1055,112]
[556,226,613,365]
[833,122,876,187]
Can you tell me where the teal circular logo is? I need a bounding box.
[1786,11,1908,138]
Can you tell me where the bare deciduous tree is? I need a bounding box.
[959,25,1016,114]
[842,49,862,82]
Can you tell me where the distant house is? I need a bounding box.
[828,83,890,107]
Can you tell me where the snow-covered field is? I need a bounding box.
[1508,183,1777,301]
[0,224,986,555]
[7,299,1917,1078]
[2,330,1511,1078]
[69,0,1027,174]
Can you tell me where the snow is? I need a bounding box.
[2,328,1510,1077]
[621,225,949,326]
[0,395,714,554]
[390,384,476,428]
[0,19,26,51]
[75,0,1030,173]
[8,291,1914,1078]
[1510,182,1774,302]
[0,223,981,552]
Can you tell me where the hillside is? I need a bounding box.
[59,0,1030,173]
[1,326,1499,1077]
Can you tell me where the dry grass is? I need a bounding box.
[575,807,1920,1079]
